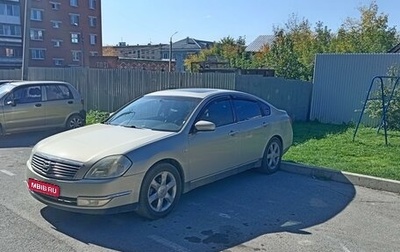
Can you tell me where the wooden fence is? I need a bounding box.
[0,67,312,121]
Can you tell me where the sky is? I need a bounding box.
[101,0,400,46]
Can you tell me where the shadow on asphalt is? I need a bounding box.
[40,170,356,251]
[0,130,61,148]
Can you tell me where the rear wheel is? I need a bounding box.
[258,137,282,174]
[66,114,84,129]
[136,163,182,219]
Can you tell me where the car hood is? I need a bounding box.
[34,124,175,163]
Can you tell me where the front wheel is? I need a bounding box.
[136,163,182,220]
[258,137,282,174]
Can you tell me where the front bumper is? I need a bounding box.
[26,161,145,214]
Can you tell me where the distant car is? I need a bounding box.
[0,81,85,135]
[26,88,293,219]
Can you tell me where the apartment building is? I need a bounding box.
[0,0,23,68]
[103,42,167,60]
[0,0,102,69]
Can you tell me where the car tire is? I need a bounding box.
[258,137,282,174]
[136,163,182,220]
[66,114,84,129]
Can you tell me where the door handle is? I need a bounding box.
[262,122,269,127]
[229,130,237,136]
[68,101,73,104]
[35,103,42,107]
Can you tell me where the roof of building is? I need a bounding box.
[245,35,274,52]
[388,43,400,53]
[172,37,214,51]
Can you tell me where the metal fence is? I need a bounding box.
[0,67,312,121]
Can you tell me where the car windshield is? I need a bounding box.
[105,95,201,132]
[0,83,14,98]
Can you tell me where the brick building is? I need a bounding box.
[90,56,174,72]
[0,0,102,69]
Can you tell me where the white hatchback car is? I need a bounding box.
[26,88,293,219]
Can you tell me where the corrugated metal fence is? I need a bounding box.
[311,53,400,125]
[0,67,312,121]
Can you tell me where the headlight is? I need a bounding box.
[85,155,132,179]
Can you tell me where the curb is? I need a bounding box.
[281,162,400,194]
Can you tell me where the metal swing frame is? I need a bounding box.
[353,76,400,145]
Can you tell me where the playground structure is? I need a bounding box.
[353,76,400,145]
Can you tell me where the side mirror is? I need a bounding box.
[6,99,16,107]
[194,120,216,132]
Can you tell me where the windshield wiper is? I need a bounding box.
[121,124,142,129]
[110,111,136,121]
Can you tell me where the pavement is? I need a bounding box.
[281,162,400,194]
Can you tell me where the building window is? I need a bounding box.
[89,0,96,9]
[0,3,20,16]
[52,40,62,47]
[0,24,21,36]
[71,33,80,43]
[50,2,61,10]
[30,29,44,41]
[70,0,78,7]
[72,51,82,61]
[53,58,64,66]
[89,34,97,45]
[51,20,61,28]
[31,49,46,60]
[5,48,14,57]
[31,9,43,21]
[89,16,97,27]
[70,14,80,25]
[0,24,11,36]
[90,51,98,56]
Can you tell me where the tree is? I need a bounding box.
[331,1,398,53]
[266,15,318,81]
[266,29,303,80]
[184,36,249,72]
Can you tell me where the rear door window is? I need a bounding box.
[45,84,73,101]
[233,99,262,122]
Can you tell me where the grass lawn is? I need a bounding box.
[283,121,400,181]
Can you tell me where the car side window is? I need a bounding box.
[199,99,234,127]
[233,99,262,122]
[45,84,73,101]
[8,86,42,104]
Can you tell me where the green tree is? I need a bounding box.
[266,15,319,81]
[184,36,249,72]
[331,1,398,53]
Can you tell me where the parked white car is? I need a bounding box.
[26,88,293,219]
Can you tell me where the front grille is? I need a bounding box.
[32,154,82,180]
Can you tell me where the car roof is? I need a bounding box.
[146,88,251,99]
[7,80,70,87]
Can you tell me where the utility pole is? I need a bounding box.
[21,0,31,80]
[169,31,178,72]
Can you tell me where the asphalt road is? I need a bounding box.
[0,131,399,252]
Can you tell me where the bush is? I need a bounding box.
[86,110,110,125]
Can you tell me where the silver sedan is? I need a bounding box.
[26,88,293,219]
